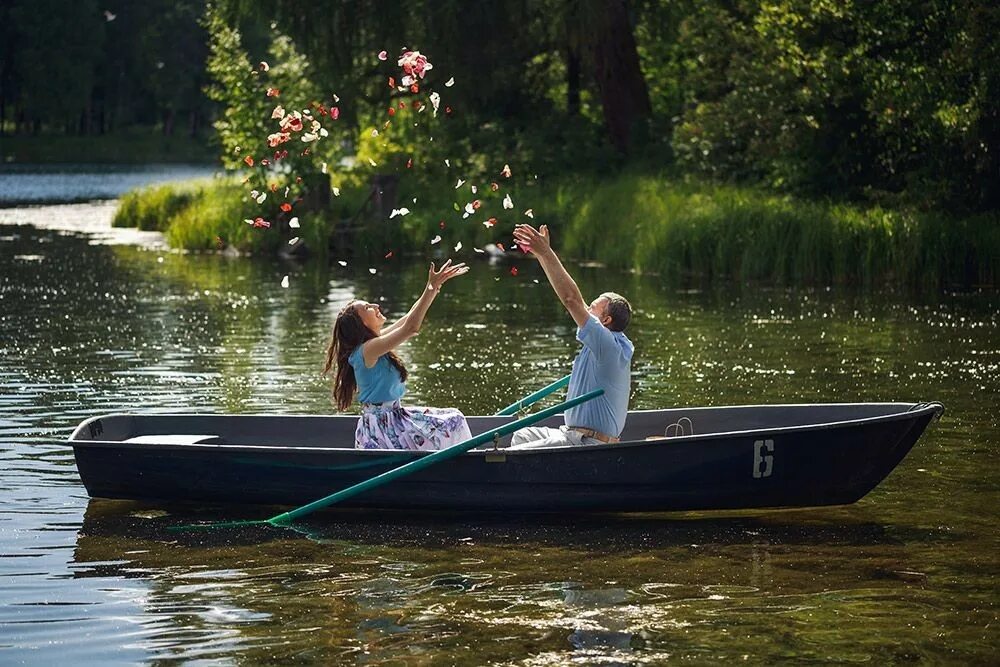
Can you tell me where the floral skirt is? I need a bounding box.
[355,400,473,451]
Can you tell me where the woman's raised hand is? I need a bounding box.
[427,259,470,291]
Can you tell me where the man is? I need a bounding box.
[509,223,634,448]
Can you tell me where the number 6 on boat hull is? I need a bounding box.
[753,439,774,478]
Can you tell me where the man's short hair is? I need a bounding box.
[600,292,632,332]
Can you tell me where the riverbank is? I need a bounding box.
[0,132,216,165]
[113,172,999,289]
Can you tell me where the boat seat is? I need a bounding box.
[124,434,221,445]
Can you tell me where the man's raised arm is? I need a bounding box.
[513,224,590,328]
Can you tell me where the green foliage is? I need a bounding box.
[670,0,1000,211]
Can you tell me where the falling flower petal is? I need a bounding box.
[259,61,270,72]
[501,164,512,178]
[267,88,280,97]
[430,235,441,245]
[389,207,410,218]
[330,107,340,120]
[503,193,514,210]
[256,193,267,204]
[321,162,328,174]
[464,202,475,215]
[369,268,377,274]
[338,260,348,267]
[280,203,292,212]
[455,179,465,189]
[429,91,441,116]
[406,157,413,168]
[289,217,300,228]
[288,237,299,245]
[510,266,519,276]
[281,275,289,288]
[524,209,534,218]
[454,241,462,251]
[368,158,378,167]
[377,50,388,61]
[474,247,484,253]
[445,77,455,87]
[271,105,285,119]
[384,250,393,259]
[483,217,496,228]
[439,220,446,229]
[244,156,254,167]
[445,159,451,167]
[332,187,341,196]
[472,199,482,210]
[471,185,478,194]
[371,129,379,137]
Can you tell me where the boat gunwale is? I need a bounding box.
[67,402,943,455]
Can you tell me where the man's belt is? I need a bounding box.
[569,426,620,444]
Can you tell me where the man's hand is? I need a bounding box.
[513,224,553,258]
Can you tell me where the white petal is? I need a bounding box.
[371,129,379,137]
[474,247,484,253]
[471,185,477,194]
[256,193,267,204]
[280,275,290,288]
[288,237,299,245]
[454,241,462,251]
[321,162,328,174]
[369,268,377,274]
[464,202,475,215]
[503,194,514,209]
[338,260,348,267]
[289,217,300,228]
[445,159,451,167]
[368,158,378,167]
[445,77,455,87]
[455,179,465,189]
[332,187,341,196]
[524,209,534,218]
[430,235,441,244]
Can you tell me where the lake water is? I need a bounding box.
[0,178,997,663]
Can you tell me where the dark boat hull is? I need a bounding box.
[69,404,942,513]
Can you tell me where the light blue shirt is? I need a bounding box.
[564,315,634,437]
[349,345,406,404]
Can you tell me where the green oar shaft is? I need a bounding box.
[268,388,603,525]
[495,374,571,416]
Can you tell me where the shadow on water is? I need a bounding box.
[75,497,958,560]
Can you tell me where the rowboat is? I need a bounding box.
[68,402,942,513]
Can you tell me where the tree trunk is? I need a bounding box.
[567,48,581,116]
[583,0,651,153]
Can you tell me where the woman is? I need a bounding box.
[323,260,473,450]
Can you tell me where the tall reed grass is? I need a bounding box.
[538,174,998,289]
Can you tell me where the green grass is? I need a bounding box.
[114,179,332,255]
[114,168,998,288]
[536,174,998,289]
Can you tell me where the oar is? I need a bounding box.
[495,374,571,416]
[172,388,603,531]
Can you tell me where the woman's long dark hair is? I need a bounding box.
[323,301,408,411]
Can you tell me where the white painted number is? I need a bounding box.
[753,439,774,478]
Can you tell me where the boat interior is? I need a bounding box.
[69,403,926,449]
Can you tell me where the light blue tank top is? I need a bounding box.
[348,344,406,404]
